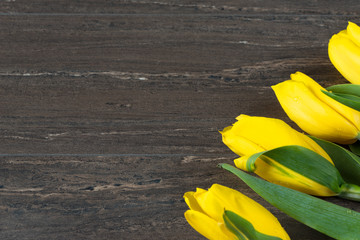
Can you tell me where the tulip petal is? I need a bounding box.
[290,72,360,132]
[222,114,332,162]
[193,187,227,222]
[219,163,360,240]
[234,155,256,172]
[329,27,360,84]
[272,78,359,144]
[234,115,316,151]
[184,189,206,213]
[184,210,235,240]
[347,21,360,49]
[221,125,265,156]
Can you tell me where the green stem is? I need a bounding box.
[339,183,360,201]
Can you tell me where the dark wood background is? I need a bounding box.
[1,1,360,239]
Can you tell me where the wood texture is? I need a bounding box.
[1,1,360,239]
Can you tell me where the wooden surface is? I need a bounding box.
[1,1,360,239]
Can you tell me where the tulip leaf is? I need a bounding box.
[327,84,360,97]
[219,163,360,240]
[349,141,360,156]
[247,145,343,193]
[223,210,282,240]
[310,136,360,185]
[331,92,360,103]
[321,90,360,111]
[335,93,360,102]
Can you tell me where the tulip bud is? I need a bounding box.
[219,163,360,240]
[184,184,290,240]
[221,114,360,197]
[272,72,360,144]
[232,144,360,200]
[221,114,333,163]
[234,145,341,197]
[329,21,360,84]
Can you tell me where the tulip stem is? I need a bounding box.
[339,183,360,201]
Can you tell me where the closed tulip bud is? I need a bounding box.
[329,21,360,84]
[221,114,332,163]
[234,146,341,197]
[221,115,341,196]
[272,72,360,144]
[219,163,360,240]
[184,184,290,240]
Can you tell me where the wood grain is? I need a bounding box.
[0,1,359,239]
[1,14,357,73]
[1,0,360,15]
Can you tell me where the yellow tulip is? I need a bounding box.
[235,153,338,196]
[221,114,338,196]
[328,21,360,84]
[221,114,332,162]
[184,184,290,240]
[272,72,360,144]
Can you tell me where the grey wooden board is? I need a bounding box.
[1,1,360,239]
[1,155,358,240]
[0,0,360,15]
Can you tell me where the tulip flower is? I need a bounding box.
[221,114,332,163]
[219,163,360,240]
[236,144,360,198]
[184,184,290,240]
[272,72,360,144]
[221,114,360,197]
[328,21,360,84]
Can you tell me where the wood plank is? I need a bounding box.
[2,15,352,155]
[1,15,359,73]
[1,155,355,239]
[0,2,359,239]
[1,0,360,15]
[0,73,281,154]
[0,62,348,155]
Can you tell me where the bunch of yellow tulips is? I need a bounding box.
[183,22,360,240]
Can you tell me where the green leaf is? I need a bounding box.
[247,145,343,193]
[321,90,360,111]
[335,93,360,102]
[349,141,360,156]
[223,210,282,240]
[327,84,360,97]
[219,163,360,240]
[310,136,360,185]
